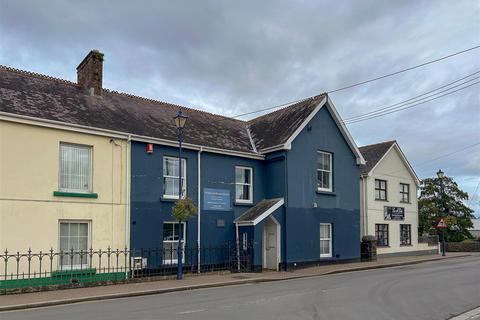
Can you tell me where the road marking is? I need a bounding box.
[450,306,480,320]
[177,309,206,315]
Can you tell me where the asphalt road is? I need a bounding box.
[2,256,479,320]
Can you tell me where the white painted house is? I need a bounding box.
[359,141,437,256]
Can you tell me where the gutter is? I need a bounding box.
[0,112,264,160]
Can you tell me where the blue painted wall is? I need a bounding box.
[130,103,361,269]
[130,142,267,266]
[284,106,361,264]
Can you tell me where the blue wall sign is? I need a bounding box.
[203,188,231,211]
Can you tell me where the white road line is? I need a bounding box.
[177,309,206,315]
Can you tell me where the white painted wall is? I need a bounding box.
[360,145,429,255]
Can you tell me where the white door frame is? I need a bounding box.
[262,215,281,271]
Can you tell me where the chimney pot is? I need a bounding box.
[77,49,104,96]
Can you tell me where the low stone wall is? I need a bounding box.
[446,242,480,252]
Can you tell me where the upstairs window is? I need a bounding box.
[59,143,92,193]
[375,179,387,201]
[317,151,333,192]
[163,156,187,199]
[235,166,253,203]
[400,183,410,203]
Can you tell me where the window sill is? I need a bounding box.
[53,191,98,199]
[400,201,411,204]
[375,199,389,202]
[316,190,336,196]
[161,197,181,202]
[235,201,254,207]
[400,244,413,247]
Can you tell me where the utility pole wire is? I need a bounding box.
[344,81,480,124]
[232,45,480,118]
[327,46,480,94]
[343,71,480,121]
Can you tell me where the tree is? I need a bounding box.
[418,175,475,242]
[171,197,198,222]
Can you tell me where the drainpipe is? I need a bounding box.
[125,135,132,249]
[197,147,203,273]
[362,176,369,236]
[235,223,240,273]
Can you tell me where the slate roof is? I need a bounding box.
[247,94,326,151]
[0,66,258,153]
[0,65,332,157]
[359,140,396,174]
[234,198,283,223]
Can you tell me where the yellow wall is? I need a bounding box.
[0,120,128,255]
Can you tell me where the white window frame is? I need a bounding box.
[235,166,253,204]
[58,220,91,270]
[59,143,93,193]
[162,221,186,265]
[162,156,187,200]
[242,232,248,251]
[319,223,333,258]
[400,183,410,203]
[317,151,333,192]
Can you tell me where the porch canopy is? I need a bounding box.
[234,198,284,226]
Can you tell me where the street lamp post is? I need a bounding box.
[437,169,446,257]
[174,109,188,280]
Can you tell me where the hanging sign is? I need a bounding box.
[203,188,231,211]
[384,206,405,220]
[436,218,448,229]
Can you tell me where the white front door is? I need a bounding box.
[264,217,278,270]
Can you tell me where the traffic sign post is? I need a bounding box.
[436,218,448,256]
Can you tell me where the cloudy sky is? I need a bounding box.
[1,1,479,215]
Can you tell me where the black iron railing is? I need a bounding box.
[1,242,254,294]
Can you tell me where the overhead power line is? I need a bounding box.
[327,45,480,94]
[415,142,480,167]
[380,142,480,177]
[232,45,480,118]
[344,80,480,124]
[343,71,480,122]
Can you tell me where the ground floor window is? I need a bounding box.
[59,221,90,269]
[320,223,332,258]
[400,224,412,245]
[375,224,389,247]
[163,222,186,264]
[242,232,248,251]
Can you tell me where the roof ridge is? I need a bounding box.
[359,140,397,149]
[247,93,326,123]
[0,64,77,86]
[0,64,246,124]
[104,89,246,123]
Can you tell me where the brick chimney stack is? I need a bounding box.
[77,49,104,96]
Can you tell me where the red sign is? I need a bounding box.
[146,143,154,154]
[436,218,448,229]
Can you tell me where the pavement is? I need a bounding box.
[0,252,473,312]
[1,254,479,320]
[450,307,480,320]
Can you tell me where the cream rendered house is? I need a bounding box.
[359,141,436,256]
[0,51,130,277]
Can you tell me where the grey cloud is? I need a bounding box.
[0,0,479,212]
